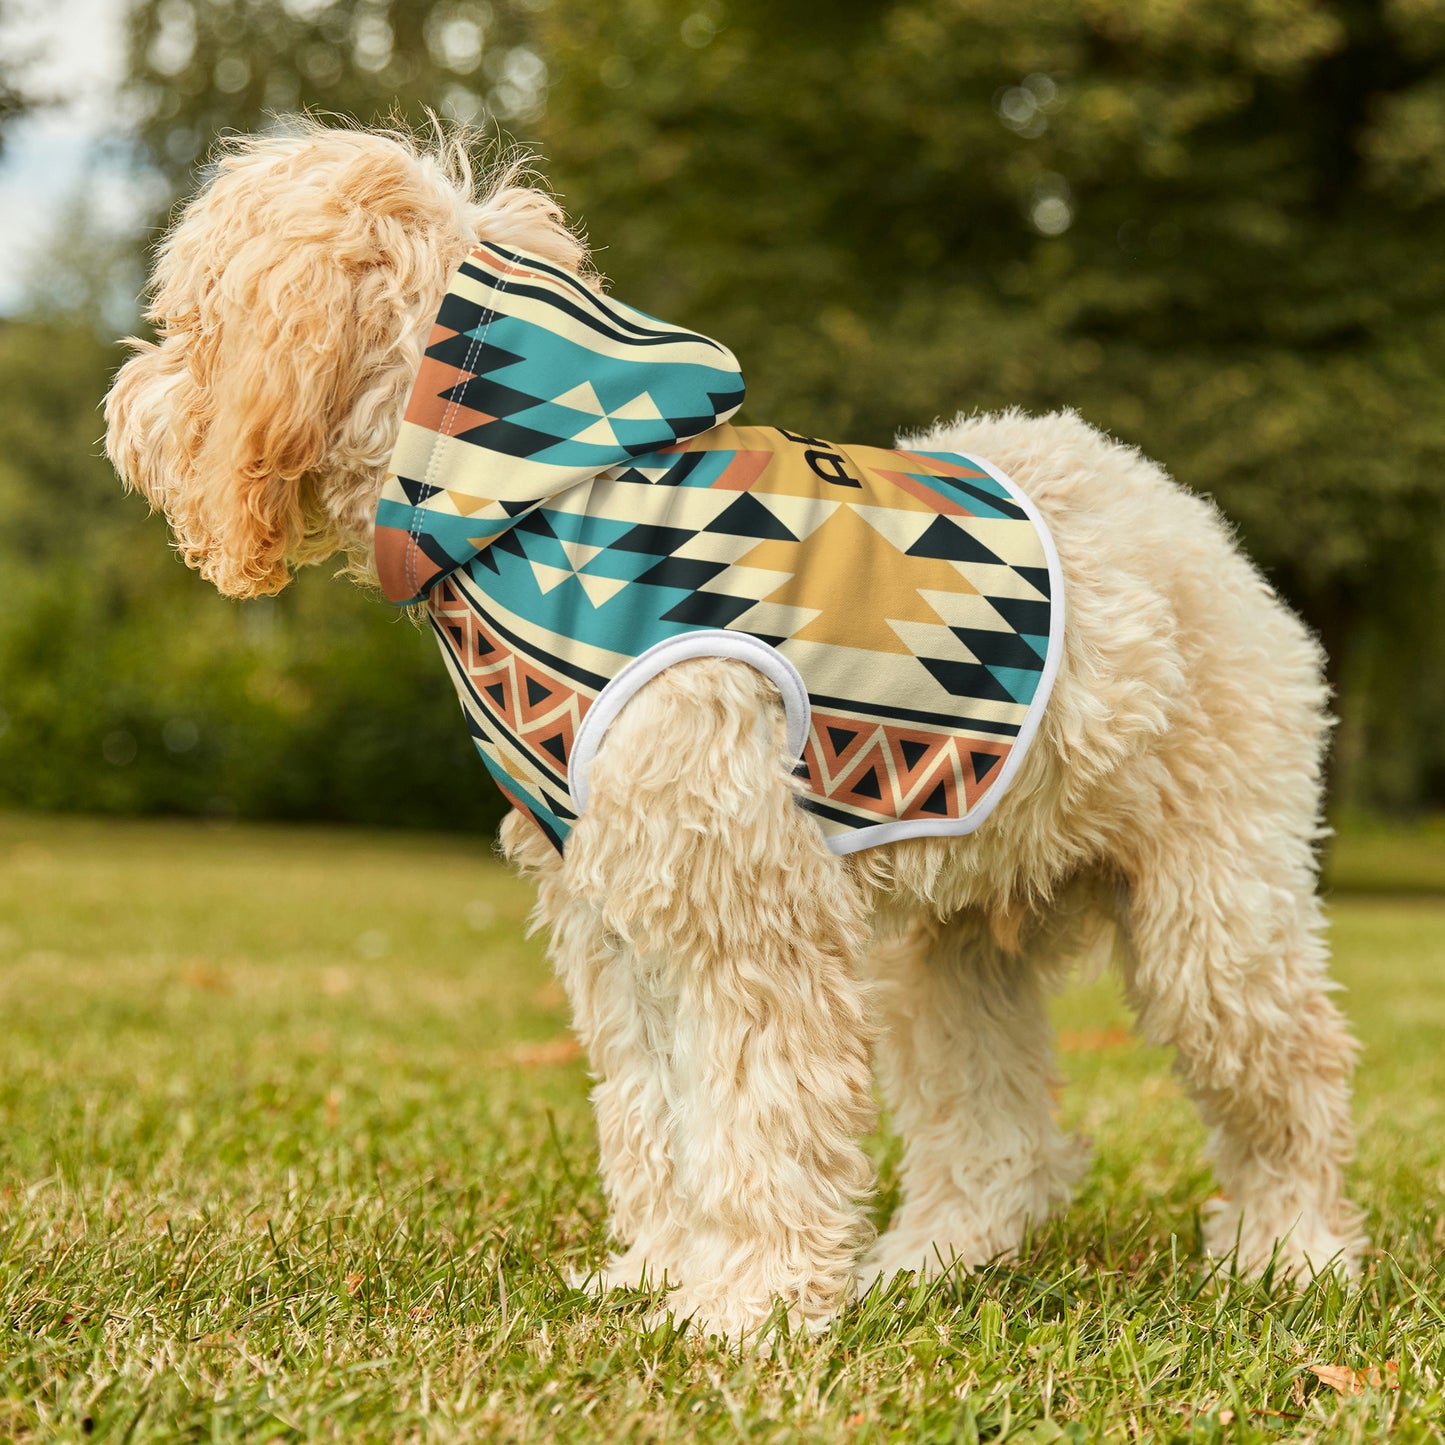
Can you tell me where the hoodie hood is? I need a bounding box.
[375,242,746,605]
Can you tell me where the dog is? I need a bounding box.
[105,122,1364,1342]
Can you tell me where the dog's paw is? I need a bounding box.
[646,1287,837,1350]
[1202,1196,1366,1282]
[570,1245,674,1296]
[855,1246,980,1297]
[859,1222,1017,1294]
[860,1138,1091,1295]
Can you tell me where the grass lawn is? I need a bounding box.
[1,812,1442,1442]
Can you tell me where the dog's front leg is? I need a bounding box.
[565,659,878,1344]
[501,808,689,1290]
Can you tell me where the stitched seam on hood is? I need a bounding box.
[409,248,517,601]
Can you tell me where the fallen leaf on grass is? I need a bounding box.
[1056,1027,1133,1052]
[1310,1362,1399,1395]
[344,1273,365,1296]
[180,960,230,992]
[497,1037,584,1068]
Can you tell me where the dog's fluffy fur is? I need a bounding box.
[106,123,1364,1342]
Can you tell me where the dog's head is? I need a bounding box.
[105,122,589,597]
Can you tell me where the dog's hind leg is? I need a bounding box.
[1098,573,1361,1277]
[859,910,1088,1289]
[563,658,878,1342]
[1120,832,1364,1279]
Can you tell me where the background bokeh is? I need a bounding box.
[2,0,1443,836]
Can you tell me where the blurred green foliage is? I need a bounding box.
[0,319,498,830]
[0,1,34,152]
[2,0,1443,828]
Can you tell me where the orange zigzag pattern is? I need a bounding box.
[432,583,590,779]
[805,712,1012,821]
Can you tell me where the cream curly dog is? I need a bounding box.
[105,124,1364,1342]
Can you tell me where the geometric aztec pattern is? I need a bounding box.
[377,242,1061,854]
[429,582,590,832]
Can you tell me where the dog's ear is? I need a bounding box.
[105,130,474,597]
[159,218,398,598]
[107,175,403,596]
[106,331,203,555]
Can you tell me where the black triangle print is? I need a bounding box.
[423,333,472,371]
[703,491,797,541]
[665,410,727,440]
[484,681,507,709]
[663,451,706,486]
[525,676,552,708]
[437,285,494,331]
[918,657,1018,703]
[538,733,568,764]
[708,384,747,414]
[448,350,530,391]
[1016,565,1052,598]
[851,767,882,801]
[396,476,443,507]
[919,782,950,816]
[827,726,859,757]
[613,522,695,556]
[421,338,482,381]
[899,739,930,771]
[635,556,728,591]
[971,751,1001,781]
[444,624,465,650]
[952,626,1044,672]
[660,591,754,628]
[490,528,528,559]
[906,515,1005,565]
[950,476,1028,520]
[988,595,1051,638]
[539,791,575,822]
[427,327,508,376]
[468,338,535,377]
[455,413,560,458]
[519,511,557,538]
[417,534,458,571]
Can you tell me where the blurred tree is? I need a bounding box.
[0,0,37,152]
[532,0,1445,807]
[0,317,505,831]
[3,0,1439,829]
[124,0,543,186]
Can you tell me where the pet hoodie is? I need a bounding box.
[374,242,1064,854]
